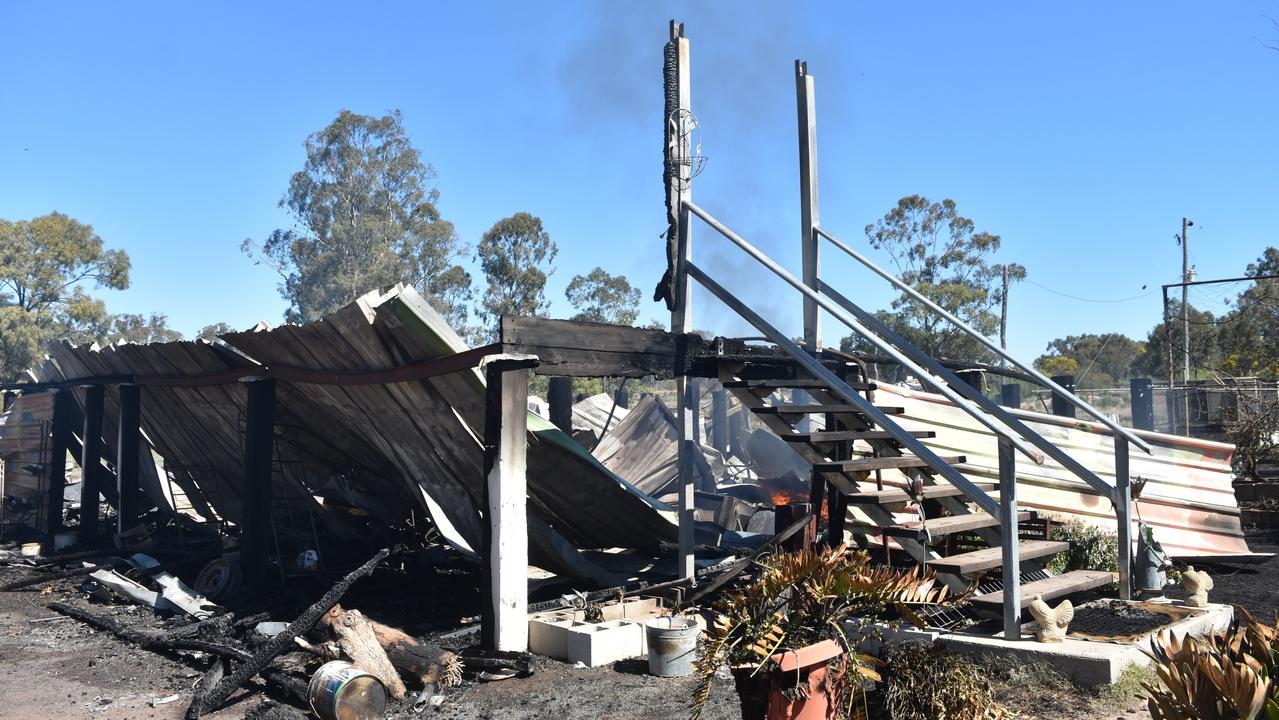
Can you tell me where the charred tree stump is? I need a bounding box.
[317,605,406,700]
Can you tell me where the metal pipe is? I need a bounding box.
[818,280,1122,503]
[685,260,1001,518]
[815,225,1153,455]
[684,201,1044,467]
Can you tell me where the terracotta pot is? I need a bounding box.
[766,639,845,720]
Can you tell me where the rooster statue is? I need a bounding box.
[1027,594,1074,642]
[1181,566,1213,608]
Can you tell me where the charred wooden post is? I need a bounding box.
[79,384,105,542]
[482,358,537,652]
[44,388,74,535]
[997,437,1020,640]
[614,383,630,409]
[1115,435,1133,601]
[1050,375,1076,418]
[548,376,573,433]
[1000,382,1021,409]
[116,383,142,535]
[711,389,728,454]
[796,59,820,352]
[241,377,276,591]
[1130,377,1154,431]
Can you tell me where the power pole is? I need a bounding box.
[1000,265,1009,351]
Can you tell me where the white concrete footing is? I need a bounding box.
[849,601,1234,688]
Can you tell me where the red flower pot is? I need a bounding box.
[766,639,846,720]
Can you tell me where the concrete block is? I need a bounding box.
[565,620,646,667]
[529,615,578,660]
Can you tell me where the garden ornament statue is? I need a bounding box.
[1181,566,1214,608]
[1027,594,1074,643]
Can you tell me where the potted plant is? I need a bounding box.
[689,544,959,720]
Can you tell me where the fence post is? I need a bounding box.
[1000,383,1021,409]
[1129,378,1154,431]
[1050,375,1076,418]
[998,437,1020,639]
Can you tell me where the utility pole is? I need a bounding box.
[1000,265,1009,351]
[1180,217,1193,435]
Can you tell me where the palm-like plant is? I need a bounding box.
[689,544,963,720]
[1144,606,1279,720]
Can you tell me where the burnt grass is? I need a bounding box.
[0,530,1276,720]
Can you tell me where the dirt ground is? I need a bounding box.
[2,530,1277,720]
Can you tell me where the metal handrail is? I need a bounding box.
[815,225,1153,455]
[817,279,1117,503]
[686,260,1001,518]
[684,201,1041,482]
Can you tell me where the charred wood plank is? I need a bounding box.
[47,601,251,661]
[185,547,391,719]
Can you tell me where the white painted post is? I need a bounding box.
[1115,435,1133,601]
[670,22,696,581]
[998,438,1021,639]
[483,359,533,652]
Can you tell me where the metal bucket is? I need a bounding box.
[307,660,388,720]
[645,616,700,677]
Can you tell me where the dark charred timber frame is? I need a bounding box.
[79,384,105,542]
[116,383,142,535]
[44,388,74,535]
[547,377,573,433]
[241,377,276,591]
[482,357,538,652]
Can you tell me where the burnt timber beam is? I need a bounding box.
[241,377,276,591]
[548,377,572,432]
[79,384,105,543]
[116,384,142,535]
[481,357,538,652]
[501,316,710,378]
[45,388,75,535]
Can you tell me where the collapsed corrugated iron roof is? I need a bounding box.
[29,285,676,580]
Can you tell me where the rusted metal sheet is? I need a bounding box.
[873,383,1252,560]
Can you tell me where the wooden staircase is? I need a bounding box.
[719,361,1114,613]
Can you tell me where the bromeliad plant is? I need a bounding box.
[689,544,963,720]
[1143,606,1279,720]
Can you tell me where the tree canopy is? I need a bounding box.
[565,267,641,325]
[1033,333,1145,388]
[475,212,558,334]
[243,110,471,326]
[843,195,1018,361]
[0,212,132,380]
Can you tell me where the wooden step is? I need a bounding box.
[884,511,1030,540]
[927,540,1068,575]
[724,378,875,392]
[813,455,966,473]
[754,404,904,416]
[971,570,1116,610]
[780,430,936,443]
[844,482,994,505]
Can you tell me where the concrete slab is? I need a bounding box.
[848,601,1233,688]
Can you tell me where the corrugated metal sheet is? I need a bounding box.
[873,382,1250,559]
[21,285,676,577]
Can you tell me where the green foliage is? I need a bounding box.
[851,195,1020,362]
[197,322,234,341]
[102,313,182,345]
[243,109,471,326]
[1047,519,1119,575]
[1100,662,1157,707]
[565,267,641,325]
[0,212,131,380]
[1143,606,1279,719]
[475,212,557,336]
[1032,333,1146,387]
[884,642,1013,720]
[689,545,958,720]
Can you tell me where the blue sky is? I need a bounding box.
[2,2,1276,363]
